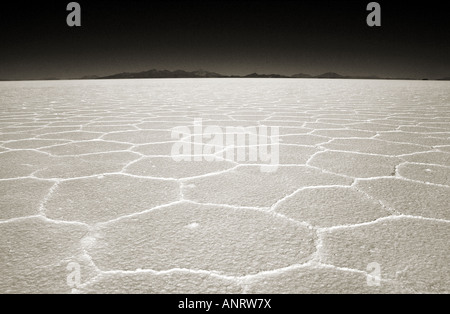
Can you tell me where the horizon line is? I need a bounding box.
[1,69,449,82]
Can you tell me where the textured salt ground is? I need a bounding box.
[3,139,70,149]
[102,130,177,144]
[182,165,352,207]
[400,151,450,167]
[31,127,82,135]
[45,175,180,224]
[86,202,315,275]
[0,179,55,220]
[219,145,320,165]
[0,217,97,294]
[322,138,430,155]
[279,134,330,145]
[375,132,450,146]
[243,265,403,294]
[0,150,54,178]
[124,157,236,179]
[310,129,376,138]
[274,187,390,228]
[77,271,242,294]
[308,151,401,178]
[34,152,141,179]
[37,131,103,141]
[397,163,450,186]
[355,178,450,220]
[0,79,449,294]
[319,218,450,293]
[438,146,450,153]
[42,140,132,155]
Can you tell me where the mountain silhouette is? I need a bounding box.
[100,69,225,79]
[315,72,345,79]
[245,73,290,78]
[291,73,313,78]
[70,69,446,81]
[97,69,374,80]
[81,75,100,80]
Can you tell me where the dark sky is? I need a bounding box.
[1,0,450,80]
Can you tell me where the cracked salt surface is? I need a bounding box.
[0,79,449,293]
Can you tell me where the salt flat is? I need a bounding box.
[0,78,449,294]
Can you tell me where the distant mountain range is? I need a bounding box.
[88,69,450,81]
[96,70,380,80]
[2,70,450,81]
[100,69,227,79]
